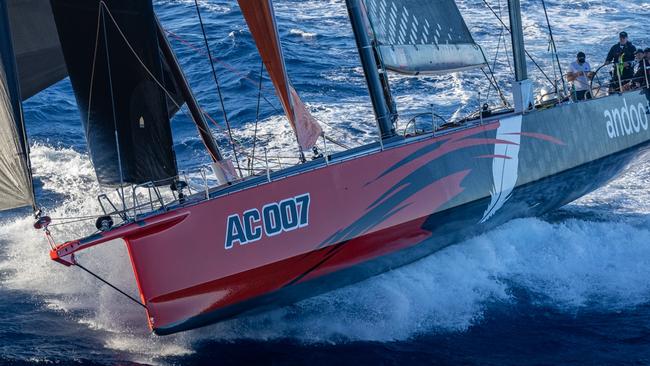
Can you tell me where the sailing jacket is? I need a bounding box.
[632,60,648,86]
[606,42,637,79]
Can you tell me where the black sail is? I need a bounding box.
[0,1,34,211]
[7,0,67,100]
[50,0,178,186]
[362,0,486,74]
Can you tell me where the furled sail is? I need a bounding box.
[237,0,322,151]
[7,0,67,100]
[0,1,34,211]
[50,0,178,186]
[362,0,486,75]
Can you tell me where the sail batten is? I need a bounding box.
[0,1,34,211]
[362,0,486,75]
[237,0,322,151]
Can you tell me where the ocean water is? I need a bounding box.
[1,0,650,364]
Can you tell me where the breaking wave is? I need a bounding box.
[1,144,649,363]
[1,0,650,363]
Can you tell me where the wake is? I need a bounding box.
[0,144,649,363]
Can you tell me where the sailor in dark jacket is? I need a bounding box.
[646,48,650,87]
[624,49,648,90]
[606,31,637,91]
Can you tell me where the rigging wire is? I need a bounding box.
[496,0,514,75]
[97,2,355,180]
[164,30,285,116]
[492,29,505,80]
[99,3,127,214]
[193,0,243,177]
[484,23,506,103]
[541,0,567,95]
[99,4,220,162]
[250,60,264,173]
[164,29,355,151]
[76,262,146,309]
[481,0,556,87]
[480,46,509,107]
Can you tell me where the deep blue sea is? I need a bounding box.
[2,0,650,364]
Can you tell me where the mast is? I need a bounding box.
[507,0,533,112]
[155,19,224,163]
[508,0,527,81]
[346,0,395,139]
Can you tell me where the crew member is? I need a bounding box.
[645,48,650,87]
[567,52,594,101]
[605,31,637,92]
[623,49,647,90]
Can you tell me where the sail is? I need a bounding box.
[237,0,322,151]
[6,0,184,112]
[0,1,34,211]
[6,0,67,100]
[50,0,178,186]
[362,0,486,75]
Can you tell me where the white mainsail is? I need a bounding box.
[362,0,486,75]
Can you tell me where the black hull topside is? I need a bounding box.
[151,89,650,334]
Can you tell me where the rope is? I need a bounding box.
[251,60,264,173]
[85,5,102,152]
[98,3,220,162]
[194,0,243,177]
[486,23,507,103]
[164,29,286,116]
[49,214,103,220]
[99,4,127,213]
[76,262,146,309]
[48,217,98,227]
[480,47,510,107]
[496,0,514,75]
[164,29,357,151]
[481,0,556,87]
[96,3,354,178]
[541,0,566,95]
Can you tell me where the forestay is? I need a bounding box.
[362,0,486,75]
[0,1,34,211]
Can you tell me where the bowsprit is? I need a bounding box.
[224,193,311,249]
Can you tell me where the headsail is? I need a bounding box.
[7,0,183,113]
[7,0,67,100]
[362,0,486,75]
[0,1,34,211]
[50,0,178,186]
[237,0,322,151]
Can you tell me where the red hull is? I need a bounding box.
[126,125,486,331]
[50,91,650,334]
[53,120,507,333]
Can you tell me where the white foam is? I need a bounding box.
[156,0,231,14]
[0,145,195,362]
[9,143,646,347]
[191,210,650,343]
[290,29,318,40]
[1,0,650,362]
